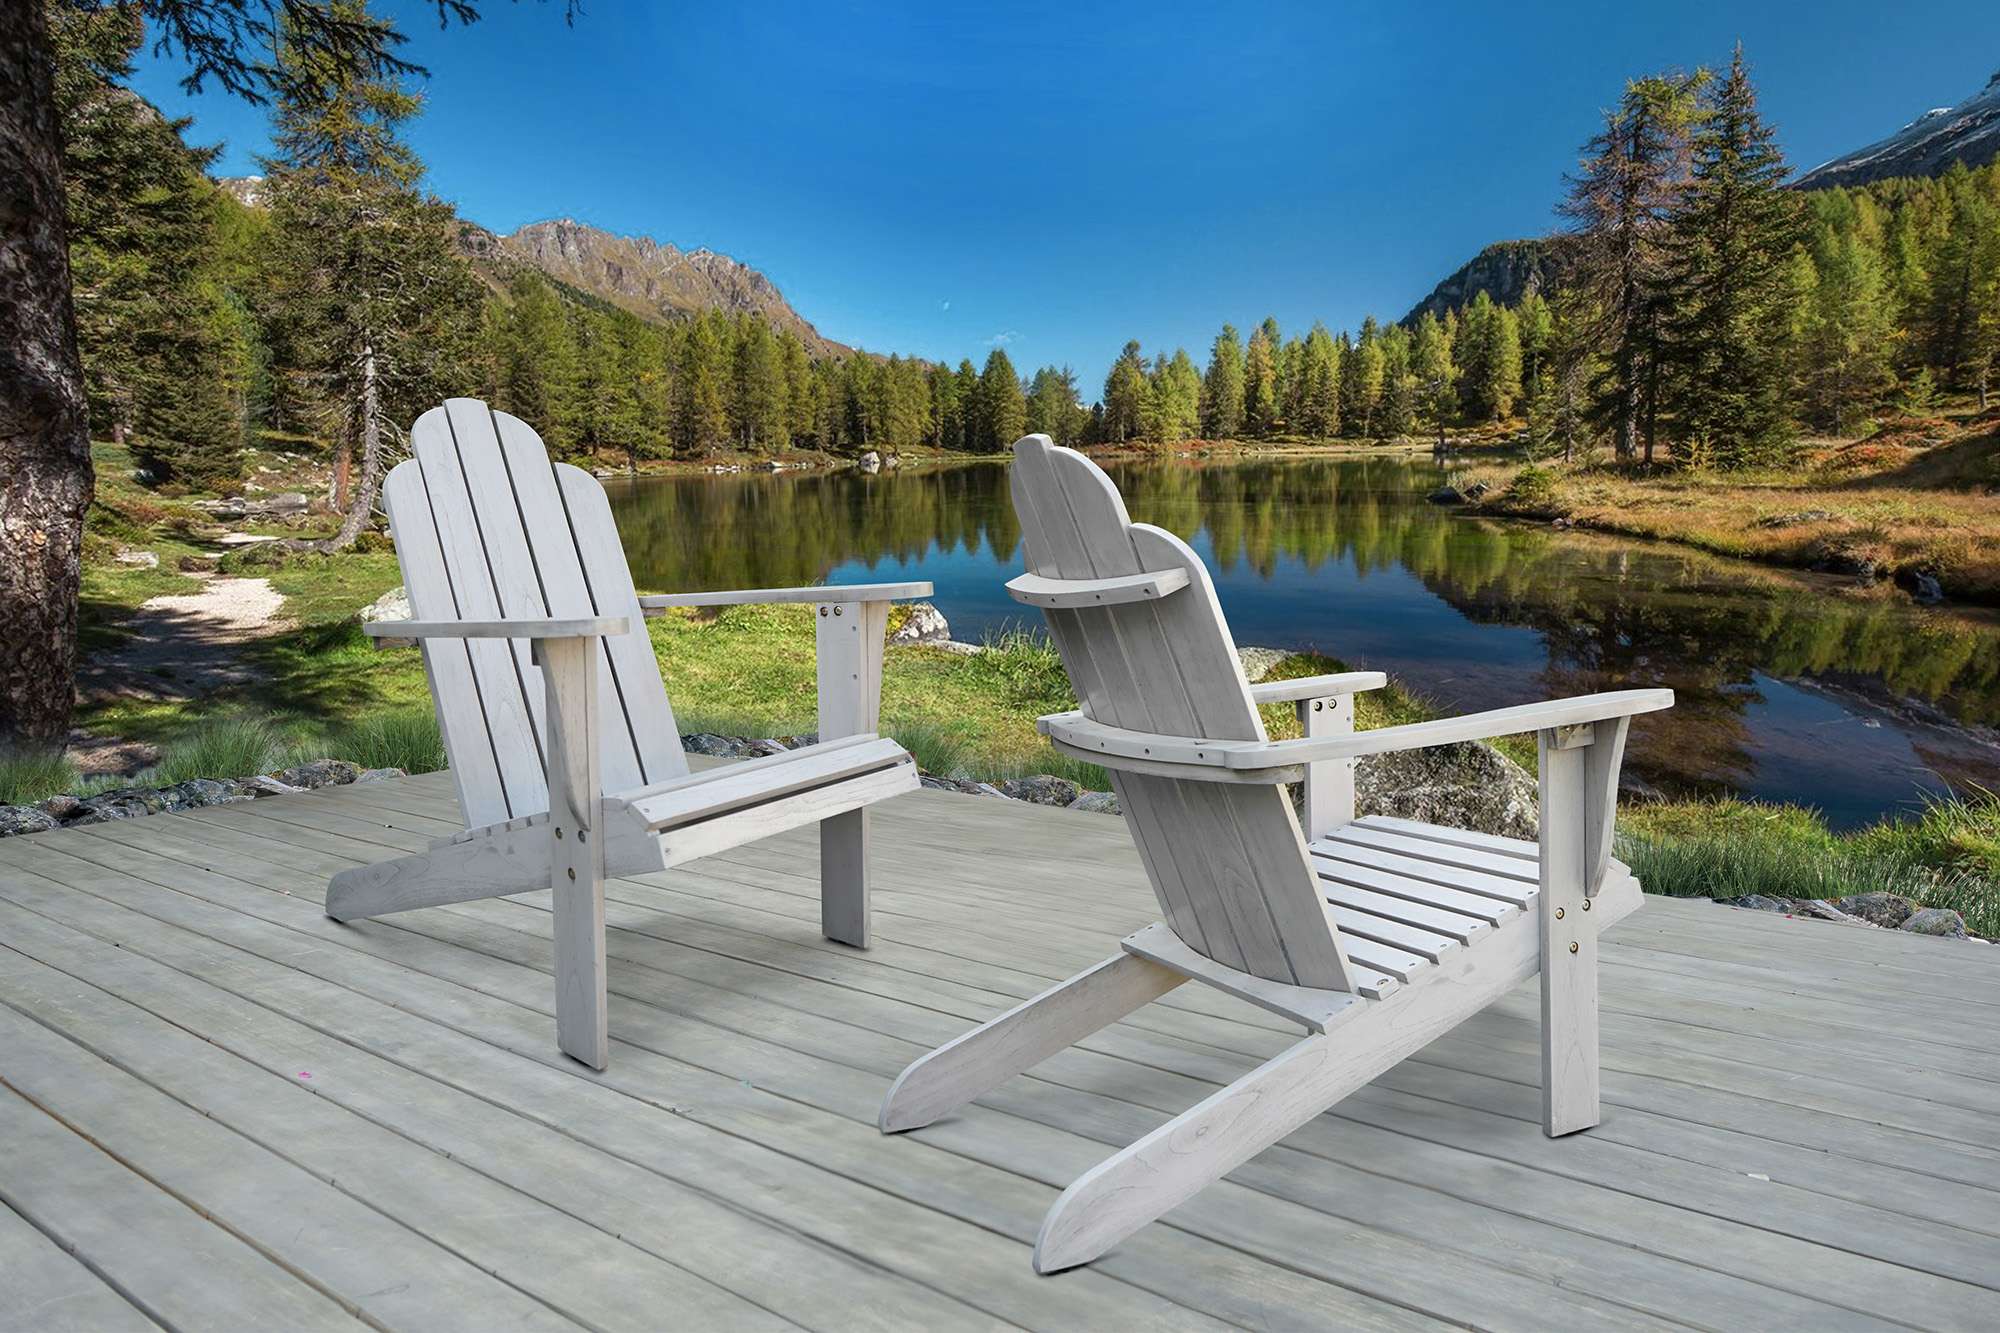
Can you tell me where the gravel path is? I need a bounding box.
[79,572,288,703]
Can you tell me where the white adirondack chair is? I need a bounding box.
[879,436,1674,1273]
[327,399,929,1068]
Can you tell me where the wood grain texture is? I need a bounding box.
[6,770,1995,1329]
[541,635,608,1069]
[1538,728,1600,1136]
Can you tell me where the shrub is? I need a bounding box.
[1508,465,1559,509]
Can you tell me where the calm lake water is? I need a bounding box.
[606,456,2000,828]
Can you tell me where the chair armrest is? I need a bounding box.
[363,616,632,641]
[1246,672,1386,705]
[1246,689,1673,768]
[638,582,932,612]
[1037,688,1673,779]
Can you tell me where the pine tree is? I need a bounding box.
[1243,323,1279,437]
[1200,324,1245,439]
[1562,68,1707,463]
[1296,323,1341,439]
[1025,365,1085,445]
[1924,164,2000,389]
[1457,294,1523,422]
[54,5,241,487]
[671,312,728,454]
[1101,340,1149,442]
[1150,348,1202,441]
[729,315,786,449]
[489,272,582,451]
[1411,312,1459,451]
[261,0,484,549]
[1341,319,1387,437]
[1798,218,1896,433]
[1658,46,1803,469]
[1377,324,1416,438]
[1516,291,1554,399]
[972,348,1025,451]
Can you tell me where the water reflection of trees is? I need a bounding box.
[610,457,2000,756]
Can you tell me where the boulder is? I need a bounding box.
[999,775,1082,807]
[1755,509,1834,528]
[1833,891,1916,928]
[64,778,249,826]
[1462,481,1490,501]
[115,548,159,569]
[1799,898,1862,924]
[1354,740,1539,841]
[360,585,414,646]
[1811,543,1878,580]
[1067,790,1122,816]
[0,806,60,838]
[857,450,882,473]
[681,733,767,758]
[1894,567,1944,605]
[243,775,304,797]
[889,602,952,646]
[1236,647,1288,683]
[1732,894,1795,913]
[1899,906,1969,938]
[36,793,83,820]
[919,775,1008,799]
[356,767,408,783]
[272,758,362,789]
[1426,485,1466,505]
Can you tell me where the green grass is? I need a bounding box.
[328,709,448,774]
[1621,791,2000,937]
[151,715,295,785]
[0,749,82,806]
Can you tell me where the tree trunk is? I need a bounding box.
[314,343,383,553]
[329,438,352,511]
[0,3,92,748]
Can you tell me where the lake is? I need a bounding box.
[606,455,2000,828]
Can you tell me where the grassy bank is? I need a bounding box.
[1459,409,2000,604]
[43,557,2000,937]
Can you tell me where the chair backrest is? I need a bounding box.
[1010,436,1354,992]
[384,398,688,829]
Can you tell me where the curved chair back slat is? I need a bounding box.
[384,398,687,828]
[1010,436,1353,991]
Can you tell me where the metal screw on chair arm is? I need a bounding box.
[567,868,576,881]
[555,827,563,839]
[1568,941,1579,954]
[1581,898,1590,910]
[1554,906,1564,919]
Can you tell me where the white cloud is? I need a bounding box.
[986,330,1019,346]
[940,299,951,311]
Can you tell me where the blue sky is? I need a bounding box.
[132,1,2000,389]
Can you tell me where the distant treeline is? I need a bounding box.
[61,13,2000,494]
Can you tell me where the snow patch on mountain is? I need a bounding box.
[1796,70,2000,189]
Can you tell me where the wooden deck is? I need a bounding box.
[2,768,1996,1331]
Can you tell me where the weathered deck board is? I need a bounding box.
[3,769,1997,1331]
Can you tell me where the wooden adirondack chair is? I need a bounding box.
[326,399,929,1068]
[879,436,1674,1273]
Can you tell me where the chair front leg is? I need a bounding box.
[1535,716,1627,1135]
[537,636,608,1069]
[814,598,890,947]
[1293,694,1356,841]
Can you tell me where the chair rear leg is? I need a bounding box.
[820,809,870,947]
[881,952,1182,1133]
[1537,729,1601,1136]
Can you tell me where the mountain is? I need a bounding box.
[464,218,852,358]
[1402,237,1573,325]
[215,179,851,357]
[1793,69,2000,189]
